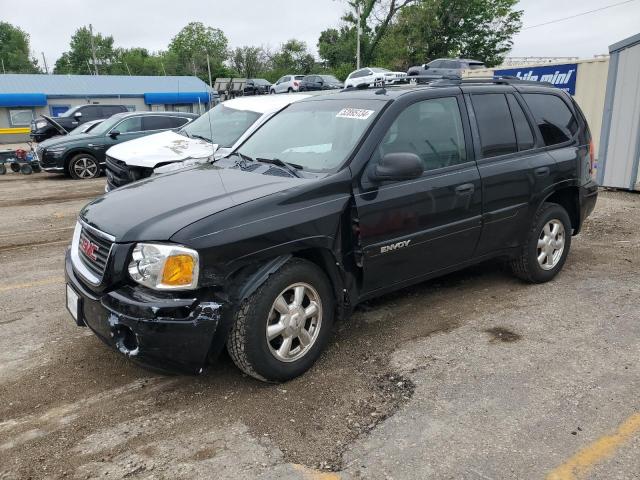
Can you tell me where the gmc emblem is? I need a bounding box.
[80,237,100,261]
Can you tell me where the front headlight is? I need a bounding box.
[35,120,47,129]
[128,243,199,290]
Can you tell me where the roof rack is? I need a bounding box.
[342,75,553,92]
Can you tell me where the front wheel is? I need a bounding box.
[68,154,100,179]
[287,87,293,93]
[227,259,335,382]
[511,202,572,283]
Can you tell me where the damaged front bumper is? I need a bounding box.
[65,249,222,374]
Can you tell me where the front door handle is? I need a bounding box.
[455,183,475,195]
[535,166,550,177]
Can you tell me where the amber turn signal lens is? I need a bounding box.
[161,255,195,286]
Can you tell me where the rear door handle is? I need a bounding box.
[455,183,475,195]
[535,166,550,177]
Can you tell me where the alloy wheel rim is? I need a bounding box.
[74,157,98,178]
[266,282,322,363]
[537,219,565,270]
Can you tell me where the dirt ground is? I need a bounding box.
[0,170,639,480]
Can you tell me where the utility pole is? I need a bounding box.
[1,58,5,74]
[124,62,131,75]
[355,3,361,69]
[192,58,197,77]
[89,23,99,75]
[161,61,167,76]
[206,52,213,88]
[41,52,49,74]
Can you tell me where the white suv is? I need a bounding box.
[270,75,305,94]
[344,67,407,88]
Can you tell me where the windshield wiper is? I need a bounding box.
[255,157,302,178]
[190,134,213,143]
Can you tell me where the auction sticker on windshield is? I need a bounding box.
[336,108,375,120]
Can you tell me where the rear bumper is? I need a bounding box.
[65,249,222,374]
[577,181,598,233]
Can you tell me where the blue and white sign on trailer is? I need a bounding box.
[494,63,578,95]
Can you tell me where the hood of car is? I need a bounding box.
[106,131,216,168]
[80,163,305,242]
[39,131,103,149]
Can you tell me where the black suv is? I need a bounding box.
[243,79,272,95]
[37,111,197,179]
[30,104,128,142]
[65,79,597,382]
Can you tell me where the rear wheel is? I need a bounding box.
[20,164,33,175]
[68,153,100,179]
[227,259,335,382]
[287,87,293,93]
[10,162,20,173]
[511,202,572,283]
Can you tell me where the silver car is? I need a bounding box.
[270,74,305,94]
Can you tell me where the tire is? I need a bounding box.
[10,162,20,173]
[0,164,5,175]
[68,153,100,179]
[270,89,275,95]
[20,164,33,175]
[32,163,41,173]
[287,87,293,93]
[510,202,572,283]
[227,259,335,382]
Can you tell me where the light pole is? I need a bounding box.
[355,2,361,69]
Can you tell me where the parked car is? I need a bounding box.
[65,79,597,382]
[37,112,197,179]
[30,104,128,143]
[298,75,344,91]
[407,58,486,81]
[243,78,272,96]
[104,94,312,191]
[344,67,406,88]
[270,75,305,94]
[67,119,103,135]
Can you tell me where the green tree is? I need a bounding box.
[269,39,315,76]
[53,26,117,74]
[395,0,523,67]
[230,46,267,78]
[0,22,40,73]
[109,48,164,76]
[168,22,228,82]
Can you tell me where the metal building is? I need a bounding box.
[598,33,640,190]
[0,74,218,143]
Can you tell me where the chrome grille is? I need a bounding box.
[77,225,113,281]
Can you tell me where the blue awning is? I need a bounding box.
[144,91,211,105]
[0,93,47,107]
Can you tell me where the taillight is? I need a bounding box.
[294,81,299,87]
[589,139,595,178]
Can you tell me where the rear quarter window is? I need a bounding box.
[522,93,578,146]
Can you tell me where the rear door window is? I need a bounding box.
[81,105,101,120]
[471,93,518,158]
[506,94,535,151]
[522,93,578,146]
[143,116,173,131]
[169,117,191,128]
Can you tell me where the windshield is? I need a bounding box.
[468,63,486,70]
[181,103,261,147]
[236,99,383,173]
[88,115,126,136]
[59,105,83,118]
[69,121,101,135]
[253,79,271,85]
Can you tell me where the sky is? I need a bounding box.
[1,0,639,69]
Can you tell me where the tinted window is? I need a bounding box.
[81,105,101,120]
[143,116,173,131]
[103,106,124,116]
[428,60,443,68]
[114,116,142,133]
[443,60,459,69]
[506,94,535,151]
[294,75,305,80]
[471,94,518,158]
[351,69,368,79]
[169,117,191,128]
[522,93,578,146]
[376,97,466,171]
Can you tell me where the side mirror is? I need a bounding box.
[368,153,424,183]
[423,64,429,70]
[109,130,120,138]
[74,111,82,118]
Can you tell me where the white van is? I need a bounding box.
[104,94,311,191]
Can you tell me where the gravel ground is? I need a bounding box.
[0,171,638,479]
